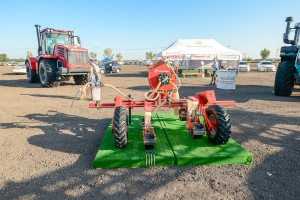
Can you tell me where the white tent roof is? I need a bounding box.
[158,39,242,60]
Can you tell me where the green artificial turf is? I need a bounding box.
[93,113,253,168]
[92,115,175,168]
[155,113,253,166]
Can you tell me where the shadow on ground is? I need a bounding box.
[20,94,75,100]
[0,79,42,88]
[0,109,299,198]
[0,111,190,199]
[229,108,300,199]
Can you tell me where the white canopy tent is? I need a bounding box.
[158,39,243,69]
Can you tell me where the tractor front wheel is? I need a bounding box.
[39,59,59,87]
[74,75,88,85]
[205,105,231,145]
[274,61,296,96]
[113,106,128,148]
[26,61,39,83]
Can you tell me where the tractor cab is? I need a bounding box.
[35,25,81,55]
[282,17,300,75]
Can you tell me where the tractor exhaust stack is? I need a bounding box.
[283,17,294,45]
[35,24,42,56]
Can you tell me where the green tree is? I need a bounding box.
[89,52,97,60]
[260,48,270,60]
[103,48,114,59]
[246,57,252,62]
[0,54,9,62]
[153,53,157,60]
[26,51,33,58]
[146,51,157,61]
[116,53,123,62]
[146,52,150,60]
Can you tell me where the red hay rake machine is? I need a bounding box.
[88,59,235,156]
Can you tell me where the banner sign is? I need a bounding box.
[217,70,236,89]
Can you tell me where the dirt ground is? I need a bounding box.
[0,64,299,199]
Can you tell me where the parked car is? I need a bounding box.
[104,61,121,73]
[96,62,105,75]
[238,61,250,71]
[12,63,26,74]
[257,61,276,72]
[96,61,121,74]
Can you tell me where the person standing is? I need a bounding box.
[210,57,219,85]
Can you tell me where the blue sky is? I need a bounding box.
[0,0,300,60]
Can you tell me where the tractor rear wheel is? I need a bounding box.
[274,61,296,96]
[205,105,231,145]
[39,59,59,87]
[61,76,71,81]
[26,61,39,83]
[74,75,88,85]
[113,106,128,148]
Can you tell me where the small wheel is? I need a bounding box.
[116,68,120,73]
[39,59,59,87]
[113,106,128,148]
[179,108,187,121]
[205,105,231,145]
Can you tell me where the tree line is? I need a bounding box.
[89,48,123,62]
[0,53,25,62]
[0,48,277,63]
[244,48,279,61]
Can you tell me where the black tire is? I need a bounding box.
[39,59,59,87]
[205,105,231,145]
[61,76,71,81]
[26,61,39,83]
[274,61,296,96]
[113,106,128,148]
[74,75,88,85]
[178,108,187,121]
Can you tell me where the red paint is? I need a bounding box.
[25,57,38,71]
[148,60,177,91]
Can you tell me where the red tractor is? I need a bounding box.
[25,25,90,87]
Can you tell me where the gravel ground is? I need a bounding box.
[0,64,299,199]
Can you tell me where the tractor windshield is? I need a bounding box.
[42,33,72,54]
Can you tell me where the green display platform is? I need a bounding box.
[93,113,253,168]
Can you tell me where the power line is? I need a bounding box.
[88,46,165,51]
[0,46,165,52]
[0,48,37,51]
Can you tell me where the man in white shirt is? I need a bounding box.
[210,57,219,85]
